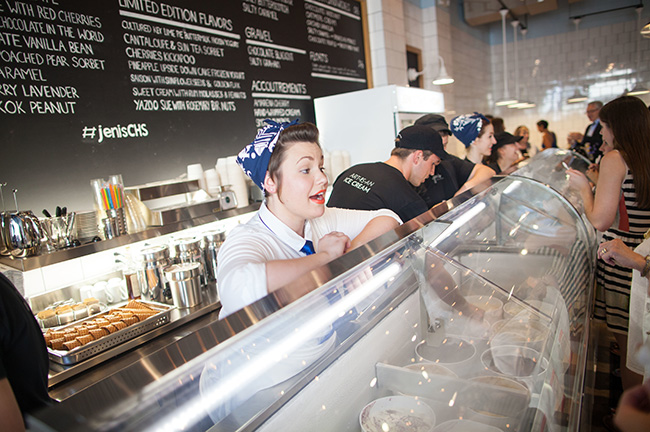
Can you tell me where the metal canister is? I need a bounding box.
[165,262,202,308]
[173,237,208,286]
[203,229,226,282]
[139,245,172,304]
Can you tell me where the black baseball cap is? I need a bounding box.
[395,125,448,160]
[414,114,451,135]
[493,131,523,151]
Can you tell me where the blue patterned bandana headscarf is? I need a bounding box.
[236,119,299,191]
[450,112,490,148]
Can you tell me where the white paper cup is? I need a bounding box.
[215,158,230,185]
[466,376,530,430]
[187,163,204,180]
[480,345,548,394]
[415,338,477,378]
[490,317,549,352]
[91,281,109,304]
[360,396,436,432]
[466,295,503,324]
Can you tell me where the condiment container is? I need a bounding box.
[139,245,172,304]
[83,297,101,314]
[36,309,58,328]
[165,262,202,308]
[203,230,225,282]
[55,305,75,325]
[72,303,89,320]
[173,237,208,285]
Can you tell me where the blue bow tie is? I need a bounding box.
[300,240,315,255]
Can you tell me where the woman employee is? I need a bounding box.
[217,120,401,318]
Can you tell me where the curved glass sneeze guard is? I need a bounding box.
[419,175,595,431]
[30,152,597,432]
[63,235,424,432]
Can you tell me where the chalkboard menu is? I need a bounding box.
[0,0,368,212]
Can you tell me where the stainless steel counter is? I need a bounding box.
[48,284,221,394]
[1,204,260,271]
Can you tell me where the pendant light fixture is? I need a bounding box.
[496,9,518,106]
[508,20,523,109]
[505,23,536,109]
[567,18,588,104]
[627,7,649,96]
[432,56,454,85]
[407,55,454,86]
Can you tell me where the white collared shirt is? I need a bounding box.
[216,202,400,317]
[587,118,600,137]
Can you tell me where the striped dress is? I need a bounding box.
[594,169,650,334]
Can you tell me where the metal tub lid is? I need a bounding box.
[140,244,170,262]
[173,237,202,253]
[203,229,226,244]
[165,262,201,281]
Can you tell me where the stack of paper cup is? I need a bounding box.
[187,163,206,191]
[226,156,249,208]
[341,150,351,171]
[216,158,230,187]
[204,168,221,197]
[330,150,345,182]
[323,150,332,183]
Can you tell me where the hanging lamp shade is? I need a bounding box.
[432,57,454,85]
[567,89,588,103]
[496,97,519,106]
[643,21,650,38]
[627,84,650,96]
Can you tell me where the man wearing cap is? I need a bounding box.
[327,125,446,223]
[484,131,523,175]
[414,114,496,208]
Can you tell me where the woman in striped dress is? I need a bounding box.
[567,95,650,390]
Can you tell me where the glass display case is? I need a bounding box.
[30,150,596,432]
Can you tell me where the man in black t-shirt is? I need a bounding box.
[327,125,448,223]
[414,114,495,207]
[0,273,52,429]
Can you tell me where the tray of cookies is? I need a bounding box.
[43,300,174,365]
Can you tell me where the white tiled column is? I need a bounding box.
[366,0,408,86]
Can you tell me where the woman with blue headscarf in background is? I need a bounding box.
[216,120,401,319]
[450,112,496,165]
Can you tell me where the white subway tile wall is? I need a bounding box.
[369,0,650,154]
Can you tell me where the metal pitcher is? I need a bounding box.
[5,211,44,257]
[0,212,11,256]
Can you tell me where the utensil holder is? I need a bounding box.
[41,213,76,251]
[102,216,120,239]
[106,208,127,236]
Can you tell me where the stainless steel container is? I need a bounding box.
[173,237,207,285]
[139,245,172,304]
[4,211,43,257]
[165,262,202,308]
[203,229,226,282]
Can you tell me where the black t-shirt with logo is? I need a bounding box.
[0,273,52,421]
[416,155,475,208]
[327,162,428,223]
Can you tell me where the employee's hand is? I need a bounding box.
[318,232,351,261]
[614,379,650,432]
